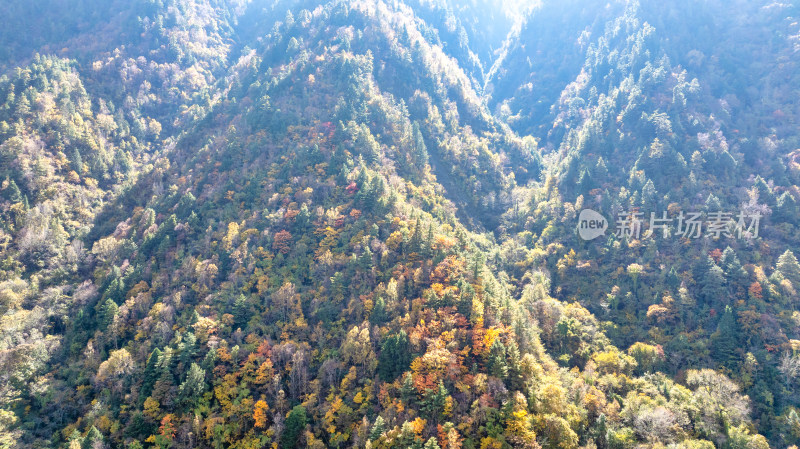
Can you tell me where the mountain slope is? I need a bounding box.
[491,0,800,441]
[2,1,800,448]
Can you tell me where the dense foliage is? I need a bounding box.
[1,1,800,449]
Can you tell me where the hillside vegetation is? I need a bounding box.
[1,1,800,448]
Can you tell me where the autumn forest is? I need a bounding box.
[2,1,800,449]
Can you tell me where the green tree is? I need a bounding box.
[641,179,657,208]
[369,415,386,441]
[296,203,311,229]
[700,257,726,304]
[753,176,775,207]
[711,306,739,368]
[412,121,428,168]
[67,429,83,448]
[776,192,798,223]
[487,338,508,379]
[457,281,475,319]
[370,296,388,325]
[378,331,411,381]
[408,217,423,256]
[233,294,250,329]
[83,426,104,449]
[101,267,126,304]
[721,247,748,296]
[280,405,308,449]
[97,298,118,329]
[4,178,22,203]
[506,340,524,390]
[71,148,84,175]
[401,372,416,405]
[665,266,681,291]
[179,363,206,407]
[777,250,800,288]
[141,348,162,401]
[423,437,441,449]
[422,381,449,424]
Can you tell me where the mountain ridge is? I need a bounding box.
[2,1,800,448]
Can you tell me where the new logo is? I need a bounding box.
[578,209,608,241]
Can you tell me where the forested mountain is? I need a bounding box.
[1,1,799,448]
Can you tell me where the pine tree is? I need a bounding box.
[141,348,162,400]
[700,256,726,304]
[71,148,84,175]
[753,176,775,207]
[280,405,308,449]
[369,416,386,441]
[178,332,197,365]
[176,191,196,216]
[721,247,746,279]
[190,309,200,326]
[777,250,800,288]
[355,167,371,206]
[5,178,22,203]
[487,339,508,379]
[83,426,104,449]
[641,179,657,209]
[104,277,125,304]
[721,247,748,296]
[665,266,680,291]
[400,372,416,404]
[359,246,373,270]
[457,281,474,319]
[776,192,798,223]
[577,169,593,194]
[506,340,525,391]
[592,414,609,449]
[711,305,739,368]
[67,429,83,449]
[370,176,386,212]
[412,121,428,168]
[422,381,449,424]
[296,203,311,230]
[370,296,388,325]
[423,223,434,258]
[596,157,609,180]
[705,193,722,211]
[472,253,483,280]
[96,298,118,329]
[233,294,250,329]
[15,92,30,116]
[378,331,411,381]
[101,267,126,304]
[408,217,423,256]
[506,340,524,391]
[179,363,206,407]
